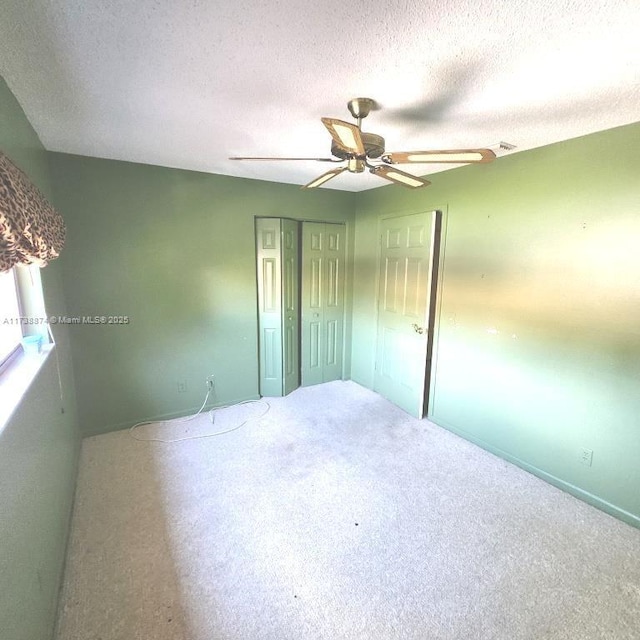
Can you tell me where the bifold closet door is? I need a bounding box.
[301,222,346,386]
[256,218,299,397]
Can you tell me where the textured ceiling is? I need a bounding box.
[1,0,639,191]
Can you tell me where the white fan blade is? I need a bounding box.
[370,165,430,188]
[301,167,347,189]
[230,156,340,162]
[383,149,496,164]
[321,118,365,155]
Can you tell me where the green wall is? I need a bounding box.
[34,89,640,533]
[352,121,640,527]
[49,154,355,436]
[3,64,638,640]
[0,77,80,640]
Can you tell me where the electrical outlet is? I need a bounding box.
[579,447,593,467]
[177,380,187,393]
[206,374,215,390]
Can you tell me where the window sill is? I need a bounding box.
[0,344,54,432]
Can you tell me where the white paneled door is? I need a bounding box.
[374,211,438,417]
[256,217,299,397]
[301,222,346,387]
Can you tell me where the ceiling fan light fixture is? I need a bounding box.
[371,165,429,188]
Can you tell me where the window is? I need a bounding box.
[0,268,22,367]
[0,265,51,429]
[0,265,48,372]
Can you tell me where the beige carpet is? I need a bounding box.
[55,381,640,640]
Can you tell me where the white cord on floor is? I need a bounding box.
[129,393,270,443]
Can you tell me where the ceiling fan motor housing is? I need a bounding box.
[331,132,385,160]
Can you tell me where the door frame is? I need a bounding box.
[372,206,447,418]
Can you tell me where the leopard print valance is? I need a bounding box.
[0,150,66,272]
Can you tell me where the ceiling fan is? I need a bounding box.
[230,97,496,189]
